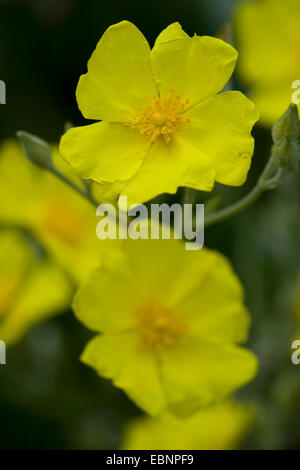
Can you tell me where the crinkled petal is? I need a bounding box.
[151,22,238,108]
[81,333,166,415]
[166,249,250,344]
[77,20,158,122]
[119,136,215,207]
[60,121,149,183]
[91,180,125,205]
[183,91,260,186]
[159,338,258,417]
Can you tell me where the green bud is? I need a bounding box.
[289,141,300,172]
[272,103,299,143]
[16,131,53,169]
[272,137,300,169]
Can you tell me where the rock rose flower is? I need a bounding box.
[74,234,258,416]
[60,21,259,208]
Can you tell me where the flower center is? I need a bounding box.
[42,201,83,245]
[125,90,191,144]
[135,299,186,351]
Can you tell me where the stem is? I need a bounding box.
[204,153,278,228]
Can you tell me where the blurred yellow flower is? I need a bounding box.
[0,229,71,344]
[74,235,258,416]
[122,400,255,450]
[234,0,300,126]
[0,140,103,284]
[60,20,259,208]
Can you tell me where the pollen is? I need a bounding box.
[135,299,187,351]
[125,90,191,144]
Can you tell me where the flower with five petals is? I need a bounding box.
[60,21,259,208]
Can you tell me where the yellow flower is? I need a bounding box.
[0,229,72,344]
[234,0,300,126]
[122,400,255,450]
[0,140,104,284]
[74,235,258,416]
[60,21,259,208]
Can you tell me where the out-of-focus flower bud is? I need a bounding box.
[272,104,300,170]
[17,131,53,169]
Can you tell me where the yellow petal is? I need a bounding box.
[1,262,72,344]
[0,230,72,345]
[159,338,258,417]
[73,259,137,333]
[60,121,149,183]
[77,20,158,122]
[151,22,238,107]
[91,180,124,205]
[122,400,255,450]
[120,136,215,207]
[169,249,250,344]
[249,84,299,127]
[122,237,189,300]
[235,0,300,86]
[234,0,300,126]
[81,333,166,415]
[183,91,260,186]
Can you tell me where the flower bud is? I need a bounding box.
[272,104,300,170]
[272,104,299,143]
[272,137,300,170]
[16,131,53,169]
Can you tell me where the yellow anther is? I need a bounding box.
[135,299,186,351]
[125,90,190,144]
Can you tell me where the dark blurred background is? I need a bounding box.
[1,0,300,450]
[0,0,238,142]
